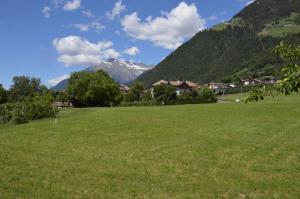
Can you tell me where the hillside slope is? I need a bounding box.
[138,0,300,86]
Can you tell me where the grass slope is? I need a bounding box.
[0,95,300,198]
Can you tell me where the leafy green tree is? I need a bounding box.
[141,90,153,101]
[125,81,144,102]
[153,85,177,103]
[197,87,218,103]
[67,70,122,107]
[274,42,300,95]
[246,42,300,102]
[8,76,44,102]
[0,84,8,104]
[56,91,69,103]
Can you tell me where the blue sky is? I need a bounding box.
[0,0,253,88]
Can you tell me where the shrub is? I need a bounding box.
[198,87,218,103]
[0,84,8,104]
[0,95,58,125]
[126,81,145,102]
[0,103,13,124]
[25,95,58,120]
[141,90,153,101]
[67,71,122,107]
[12,103,29,124]
[119,100,159,107]
[165,98,203,105]
[153,85,177,103]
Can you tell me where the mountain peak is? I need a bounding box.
[52,59,153,91]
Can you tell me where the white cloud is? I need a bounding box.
[207,11,227,22]
[81,10,94,18]
[237,0,256,6]
[69,22,105,32]
[53,0,64,7]
[48,74,70,86]
[106,0,126,20]
[124,46,140,56]
[246,0,256,5]
[208,15,218,21]
[63,0,81,11]
[121,2,206,50]
[53,36,120,66]
[42,6,51,18]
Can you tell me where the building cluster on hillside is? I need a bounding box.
[149,76,279,95]
[151,80,201,95]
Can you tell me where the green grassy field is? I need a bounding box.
[0,94,300,198]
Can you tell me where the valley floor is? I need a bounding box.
[0,94,299,198]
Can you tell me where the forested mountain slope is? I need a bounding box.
[138,0,300,85]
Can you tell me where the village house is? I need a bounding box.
[240,78,263,86]
[151,80,200,95]
[209,82,227,94]
[119,84,130,94]
[259,76,278,84]
[54,101,73,108]
[227,83,236,88]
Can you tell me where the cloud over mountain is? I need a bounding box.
[121,2,206,49]
[53,36,120,66]
[124,46,140,56]
[48,74,70,86]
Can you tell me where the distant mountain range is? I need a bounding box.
[138,0,300,86]
[52,59,153,91]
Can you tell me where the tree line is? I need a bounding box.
[0,69,218,125]
[121,81,217,106]
[0,77,58,124]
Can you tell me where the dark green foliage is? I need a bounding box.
[197,87,218,103]
[12,103,29,124]
[0,84,8,104]
[141,90,153,101]
[164,98,203,105]
[138,0,300,86]
[24,95,58,121]
[246,42,300,102]
[177,90,199,100]
[275,42,300,95]
[0,103,13,124]
[153,85,177,103]
[0,95,58,124]
[0,76,58,124]
[234,0,300,31]
[8,76,47,102]
[56,91,69,103]
[120,100,159,107]
[67,70,122,107]
[125,81,144,102]
[245,89,265,103]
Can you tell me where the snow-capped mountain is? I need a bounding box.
[52,59,153,91]
[85,58,151,83]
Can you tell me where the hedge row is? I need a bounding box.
[0,99,58,124]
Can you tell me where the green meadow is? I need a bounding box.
[0,94,299,198]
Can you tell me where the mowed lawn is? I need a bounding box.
[0,95,299,198]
